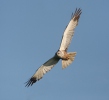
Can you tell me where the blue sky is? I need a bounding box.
[0,0,109,100]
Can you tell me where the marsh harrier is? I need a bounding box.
[25,8,82,87]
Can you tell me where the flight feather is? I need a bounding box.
[59,8,82,51]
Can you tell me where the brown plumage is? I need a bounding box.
[25,8,82,87]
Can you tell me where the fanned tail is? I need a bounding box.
[62,52,76,69]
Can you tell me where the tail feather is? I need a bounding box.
[62,52,76,69]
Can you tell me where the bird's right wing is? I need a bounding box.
[59,8,82,51]
[25,56,60,87]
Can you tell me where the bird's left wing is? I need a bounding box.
[25,56,60,87]
[59,8,82,51]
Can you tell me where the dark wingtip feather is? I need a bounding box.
[72,8,82,21]
[25,77,37,87]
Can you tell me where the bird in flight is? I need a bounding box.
[25,8,82,87]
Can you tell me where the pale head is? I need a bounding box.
[56,50,64,58]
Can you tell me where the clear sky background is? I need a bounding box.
[0,0,109,100]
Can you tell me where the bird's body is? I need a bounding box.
[25,8,82,87]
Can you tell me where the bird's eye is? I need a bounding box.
[57,51,60,55]
[57,52,59,54]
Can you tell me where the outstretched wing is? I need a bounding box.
[59,8,82,51]
[25,56,60,87]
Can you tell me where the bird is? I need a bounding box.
[25,8,82,87]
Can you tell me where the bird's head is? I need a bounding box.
[56,50,64,58]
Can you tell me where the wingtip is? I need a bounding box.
[71,8,82,21]
[25,77,37,87]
